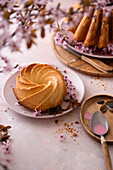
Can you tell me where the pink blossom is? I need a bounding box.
[62,146,67,151]
[15,102,20,106]
[2,141,12,154]
[64,76,77,101]
[0,0,69,73]
[17,64,28,71]
[34,109,42,116]
[54,31,68,49]
[58,133,66,142]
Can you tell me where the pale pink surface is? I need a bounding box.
[0,1,113,170]
[84,112,92,120]
[94,124,106,135]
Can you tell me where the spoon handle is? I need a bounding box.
[101,136,112,170]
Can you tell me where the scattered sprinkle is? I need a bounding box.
[55,120,59,124]
[75,121,79,124]
[90,77,108,91]
[58,133,66,142]
[63,70,67,73]
[55,121,79,142]
[72,132,77,137]
[62,147,67,151]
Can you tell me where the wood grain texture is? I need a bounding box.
[80,94,113,143]
[101,141,112,170]
[51,32,113,77]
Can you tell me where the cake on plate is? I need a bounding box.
[63,1,113,50]
[13,63,67,112]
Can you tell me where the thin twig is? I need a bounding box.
[0,162,10,170]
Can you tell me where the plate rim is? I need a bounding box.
[54,30,113,59]
[2,67,85,119]
[80,94,113,143]
[68,44,113,59]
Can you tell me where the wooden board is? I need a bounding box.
[51,32,113,77]
[80,94,113,143]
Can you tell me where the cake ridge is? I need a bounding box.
[13,63,67,112]
[63,1,113,50]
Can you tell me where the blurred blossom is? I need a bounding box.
[2,141,12,154]
[58,133,66,142]
[34,0,48,5]
[34,109,42,116]
[91,0,113,6]
[0,0,68,72]
[0,0,112,73]
[50,7,66,20]
[54,31,74,48]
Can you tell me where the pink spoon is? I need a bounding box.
[90,111,112,170]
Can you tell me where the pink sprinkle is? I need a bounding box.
[63,147,67,151]
[58,133,66,142]
[84,112,92,120]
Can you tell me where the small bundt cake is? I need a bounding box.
[13,63,67,112]
[63,1,113,49]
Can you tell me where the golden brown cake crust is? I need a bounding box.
[13,63,67,112]
[64,2,113,48]
[98,10,110,48]
[84,8,101,47]
[73,7,94,42]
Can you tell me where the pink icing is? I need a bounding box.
[94,124,106,135]
[84,112,92,120]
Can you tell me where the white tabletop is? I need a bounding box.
[0,1,113,170]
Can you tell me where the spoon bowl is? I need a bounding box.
[90,111,112,170]
[90,111,108,136]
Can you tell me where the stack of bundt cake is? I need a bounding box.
[63,1,113,49]
[13,63,67,112]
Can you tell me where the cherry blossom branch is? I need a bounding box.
[0,0,70,72]
[0,0,112,73]
[0,162,10,170]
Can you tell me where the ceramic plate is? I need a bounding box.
[2,67,85,119]
[68,44,113,59]
[56,28,113,59]
[80,94,113,142]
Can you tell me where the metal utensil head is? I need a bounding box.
[90,111,108,136]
